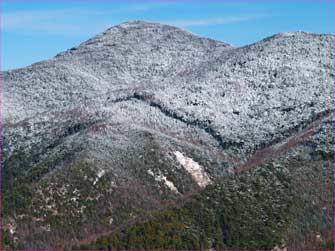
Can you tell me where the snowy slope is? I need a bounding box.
[2,21,333,249]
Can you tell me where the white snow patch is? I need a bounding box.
[147,169,180,194]
[93,169,105,185]
[161,176,180,194]
[7,223,16,235]
[147,169,155,177]
[70,197,78,202]
[174,151,212,188]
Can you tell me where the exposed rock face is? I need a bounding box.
[2,21,333,249]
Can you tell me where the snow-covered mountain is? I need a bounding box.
[2,21,333,249]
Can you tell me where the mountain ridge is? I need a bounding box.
[2,21,333,249]
[6,21,332,73]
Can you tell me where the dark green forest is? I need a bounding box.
[72,163,294,250]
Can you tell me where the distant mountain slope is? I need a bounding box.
[2,21,333,249]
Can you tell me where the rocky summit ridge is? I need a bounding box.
[2,21,333,249]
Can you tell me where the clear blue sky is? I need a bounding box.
[2,0,334,70]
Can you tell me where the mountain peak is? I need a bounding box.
[118,20,163,27]
[54,20,231,59]
[101,20,216,41]
[101,20,168,33]
[3,19,333,250]
[262,30,331,42]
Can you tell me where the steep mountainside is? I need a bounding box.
[2,21,333,249]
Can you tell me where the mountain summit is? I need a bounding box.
[3,21,333,249]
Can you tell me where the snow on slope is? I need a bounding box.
[2,21,333,249]
[4,22,332,163]
[174,151,212,188]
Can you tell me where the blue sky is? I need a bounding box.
[2,0,334,70]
